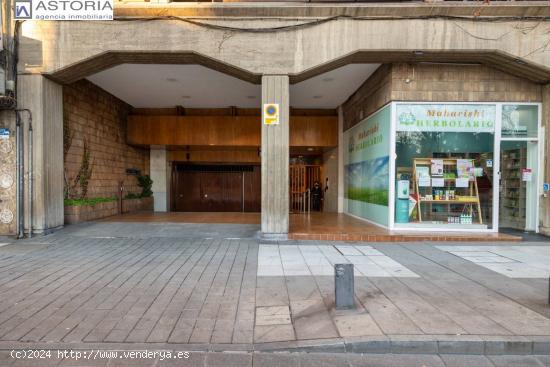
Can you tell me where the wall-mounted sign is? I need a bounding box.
[522,168,532,182]
[0,128,9,139]
[544,183,549,193]
[14,0,113,20]
[396,104,496,133]
[263,104,279,125]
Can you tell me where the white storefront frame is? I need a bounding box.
[388,101,542,233]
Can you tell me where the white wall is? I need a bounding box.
[150,147,168,212]
[322,148,339,213]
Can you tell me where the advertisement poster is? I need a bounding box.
[343,105,391,226]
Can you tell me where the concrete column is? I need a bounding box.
[337,106,345,213]
[540,84,550,235]
[150,147,168,212]
[261,75,289,237]
[17,75,64,235]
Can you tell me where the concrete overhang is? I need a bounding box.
[113,2,550,18]
[47,50,550,85]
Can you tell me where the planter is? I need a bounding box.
[64,196,154,224]
[122,196,154,213]
[64,200,118,224]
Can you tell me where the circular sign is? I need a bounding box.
[0,208,13,224]
[266,105,277,116]
[0,173,13,189]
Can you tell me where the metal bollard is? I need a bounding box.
[335,263,355,310]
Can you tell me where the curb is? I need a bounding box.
[1,335,549,355]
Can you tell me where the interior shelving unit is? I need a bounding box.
[499,147,527,230]
[412,158,483,224]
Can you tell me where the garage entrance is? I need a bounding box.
[171,164,260,212]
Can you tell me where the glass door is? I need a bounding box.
[498,104,540,232]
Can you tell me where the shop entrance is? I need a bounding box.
[498,141,538,231]
[290,163,322,213]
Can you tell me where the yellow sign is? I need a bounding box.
[263,103,279,125]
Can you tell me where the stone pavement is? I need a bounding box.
[0,221,549,360]
[1,350,550,367]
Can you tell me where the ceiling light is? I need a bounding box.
[181,95,191,99]
[307,147,314,151]
[166,78,178,82]
[515,59,527,65]
[413,50,424,56]
[313,95,323,99]
[322,77,334,82]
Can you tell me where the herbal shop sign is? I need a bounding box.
[15,0,113,20]
[396,104,496,133]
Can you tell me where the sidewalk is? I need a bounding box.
[0,222,549,357]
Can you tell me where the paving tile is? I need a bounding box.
[333,312,384,337]
[288,299,340,341]
[254,324,295,343]
[490,355,545,367]
[440,355,495,367]
[156,352,205,366]
[299,353,349,367]
[348,354,445,367]
[252,353,300,367]
[205,352,252,367]
[535,355,550,367]
[256,306,291,326]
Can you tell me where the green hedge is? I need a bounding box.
[64,197,118,206]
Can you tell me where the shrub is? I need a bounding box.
[137,175,153,198]
[64,197,117,206]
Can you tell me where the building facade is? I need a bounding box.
[0,1,549,237]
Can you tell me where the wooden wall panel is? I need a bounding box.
[169,150,260,163]
[290,116,338,147]
[127,115,338,147]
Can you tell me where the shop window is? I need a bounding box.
[394,104,496,229]
[502,105,538,138]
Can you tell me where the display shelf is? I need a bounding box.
[412,158,483,224]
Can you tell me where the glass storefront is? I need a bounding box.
[342,101,541,232]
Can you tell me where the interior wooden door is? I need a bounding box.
[200,172,225,211]
[222,172,244,212]
[174,171,202,211]
[243,166,261,212]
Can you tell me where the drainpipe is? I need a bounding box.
[15,111,23,238]
[28,117,33,238]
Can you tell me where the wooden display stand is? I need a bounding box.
[412,158,483,224]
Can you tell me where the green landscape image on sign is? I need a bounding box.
[345,156,389,205]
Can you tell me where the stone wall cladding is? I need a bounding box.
[64,80,149,200]
[391,63,542,103]
[342,64,392,131]
[342,63,542,131]
[0,111,16,235]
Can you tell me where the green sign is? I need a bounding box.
[343,105,391,226]
[396,104,496,133]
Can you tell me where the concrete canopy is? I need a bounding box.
[18,10,550,85]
